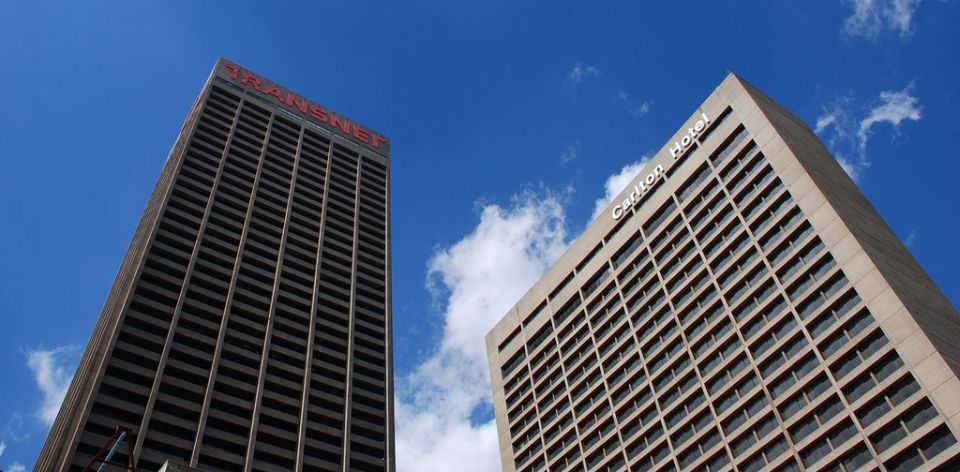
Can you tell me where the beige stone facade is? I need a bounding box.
[486,74,960,472]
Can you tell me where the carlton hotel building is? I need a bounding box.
[486,74,960,472]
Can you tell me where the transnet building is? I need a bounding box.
[36,59,394,472]
[486,74,960,472]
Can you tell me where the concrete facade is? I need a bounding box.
[486,74,960,472]
[36,59,394,472]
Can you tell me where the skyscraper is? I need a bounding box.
[486,74,960,472]
[36,59,394,472]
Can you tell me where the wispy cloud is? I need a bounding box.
[843,0,923,38]
[8,462,25,472]
[616,88,653,118]
[567,62,600,85]
[3,414,27,443]
[396,188,570,472]
[560,140,581,164]
[905,229,918,248]
[591,157,651,221]
[26,346,77,426]
[814,82,921,180]
[630,101,652,118]
[0,441,6,458]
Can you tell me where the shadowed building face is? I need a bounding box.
[36,59,395,472]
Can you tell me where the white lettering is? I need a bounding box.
[669,141,682,159]
[610,115,709,221]
[610,164,668,221]
[670,111,712,160]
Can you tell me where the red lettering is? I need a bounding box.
[241,72,262,91]
[372,134,387,149]
[286,93,308,113]
[329,113,351,134]
[310,105,328,122]
[223,62,241,80]
[262,85,284,100]
[353,126,370,143]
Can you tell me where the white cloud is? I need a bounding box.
[591,158,651,221]
[7,462,25,472]
[560,140,581,164]
[843,0,923,38]
[0,441,6,458]
[568,62,600,84]
[814,83,920,180]
[396,189,570,472]
[857,84,922,153]
[26,346,77,426]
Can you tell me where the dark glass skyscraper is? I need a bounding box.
[36,59,394,472]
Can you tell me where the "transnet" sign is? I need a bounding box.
[218,61,389,155]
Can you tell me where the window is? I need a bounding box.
[665,392,706,433]
[731,415,778,455]
[743,180,786,222]
[830,331,889,380]
[693,321,734,361]
[769,353,818,397]
[676,164,713,202]
[871,399,939,453]
[616,385,653,421]
[719,141,760,182]
[758,208,804,253]
[787,255,839,302]
[807,289,860,334]
[501,350,527,378]
[677,427,721,468]
[552,294,582,326]
[788,395,844,443]
[644,200,677,236]
[825,443,873,472]
[855,375,921,427]
[885,425,957,472]
[843,352,905,403]
[766,222,814,267]
[725,265,769,304]
[717,248,760,290]
[612,231,644,268]
[747,184,792,233]
[706,354,749,396]
[819,309,874,358]
[777,238,825,283]
[714,372,760,415]
[683,178,723,221]
[778,373,830,420]
[582,265,612,301]
[795,273,848,320]
[751,313,800,359]
[526,323,554,354]
[799,419,858,468]
[710,125,748,167]
[733,165,774,208]
[738,435,789,472]
[721,392,767,436]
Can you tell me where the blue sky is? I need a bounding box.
[1,1,958,470]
